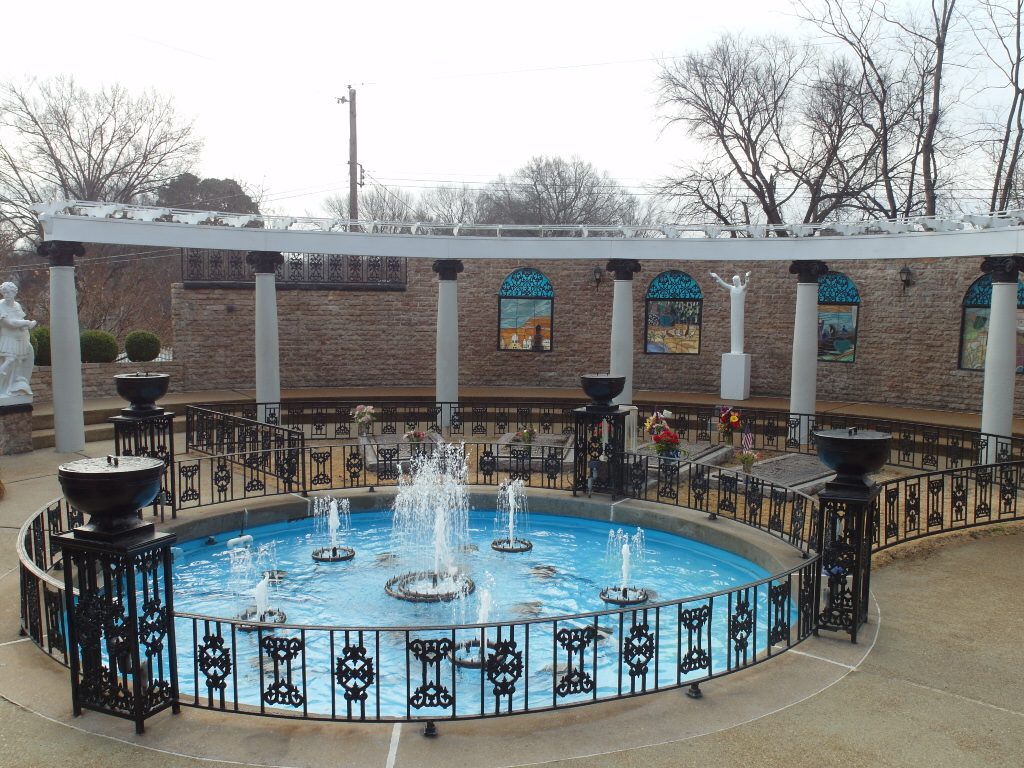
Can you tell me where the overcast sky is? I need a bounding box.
[5,1,803,216]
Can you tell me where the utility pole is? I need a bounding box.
[338,86,358,222]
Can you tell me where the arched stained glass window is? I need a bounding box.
[958,274,1024,371]
[497,268,554,351]
[644,271,702,354]
[817,272,860,363]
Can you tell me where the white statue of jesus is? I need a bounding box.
[709,271,752,354]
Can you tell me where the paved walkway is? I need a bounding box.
[2,398,1023,767]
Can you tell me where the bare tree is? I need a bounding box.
[478,156,639,226]
[324,182,424,232]
[657,33,888,226]
[418,185,481,224]
[796,1,961,218]
[970,0,1024,210]
[0,77,202,241]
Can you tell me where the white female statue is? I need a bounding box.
[0,282,38,398]
[709,271,752,354]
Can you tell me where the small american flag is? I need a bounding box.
[741,426,754,451]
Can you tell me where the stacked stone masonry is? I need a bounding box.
[163,255,1021,413]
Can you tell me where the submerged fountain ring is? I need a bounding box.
[236,607,288,633]
[311,546,355,562]
[599,586,650,606]
[449,638,498,669]
[491,537,533,553]
[384,570,476,603]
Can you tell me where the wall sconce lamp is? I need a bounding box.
[592,265,603,288]
[898,265,913,292]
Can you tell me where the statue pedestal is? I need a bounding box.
[720,353,751,400]
[0,397,33,455]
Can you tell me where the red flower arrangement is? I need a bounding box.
[652,427,681,456]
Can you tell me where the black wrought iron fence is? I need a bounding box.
[172,441,573,511]
[187,402,577,444]
[872,461,1024,550]
[175,558,819,722]
[17,499,82,667]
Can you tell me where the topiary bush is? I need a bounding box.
[80,330,118,363]
[124,330,161,362]
[30,326,50,366]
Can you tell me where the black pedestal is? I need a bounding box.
[55,528,179,733]
[573,406,627,497]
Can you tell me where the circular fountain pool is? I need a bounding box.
[171,449,793,719]
[173,510,769,626]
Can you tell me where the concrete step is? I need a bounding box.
[32,414,187,450]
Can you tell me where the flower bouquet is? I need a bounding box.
[403,429,427,443]
[351,404,375,435]
[718,407,742,439]
[653,427,682,457]
[644,410,672,436]
[735,448,762,472]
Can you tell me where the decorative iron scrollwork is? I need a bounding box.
[260,635,305,708]
[623,622,655,680]
[485,638,523,699]
[768,581,790,645]
[678,604,711,674]
[408,638,454,710]
[335,645,375,703]
[198,632,231,691]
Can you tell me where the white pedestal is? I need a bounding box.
[720,353,751,400]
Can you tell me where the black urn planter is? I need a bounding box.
[814,427,891,486]
[58,455,165,541]
[581,374,625,412]
[114,372,170,417]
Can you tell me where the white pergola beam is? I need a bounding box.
[37,208,1024,262]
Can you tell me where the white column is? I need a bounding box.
[49,257,85,452]
[789,261,826,445]
[433,260,462,427]
[608,260,640,406]
[248,252,283,422]
[980,258,1020,461]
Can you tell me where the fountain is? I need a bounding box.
[384,443,475,602]
[451,578,495,669]
[237,571,287,631]
[312,497,355,562]
[491,478,533,552]
[600,527,649,605]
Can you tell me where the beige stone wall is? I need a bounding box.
[0,406,33,454]
[31,360,184,404]
[169,255,1024,413]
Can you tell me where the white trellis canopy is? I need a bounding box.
[33,200,1024,262]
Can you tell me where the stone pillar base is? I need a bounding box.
[0,399,33,455]
[720,353,751,400]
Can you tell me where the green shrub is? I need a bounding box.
[80,330,118,363]
[124,330,161,362]
[30,326,50,366]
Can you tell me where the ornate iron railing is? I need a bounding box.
[181,249,407,290]
[189,400,1023,475]
[872,462,1024,550]
[187,401,576,444]
[174,558,819,721]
